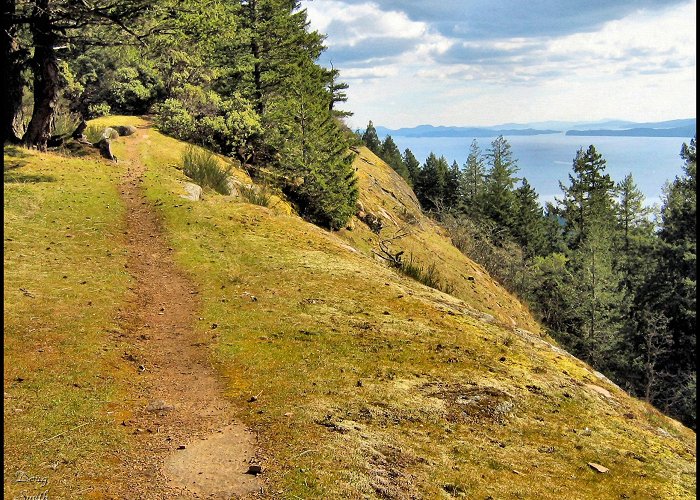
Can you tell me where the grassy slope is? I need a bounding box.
[4,144,133,497]
[338,146,540,333]
[4,117,696,499]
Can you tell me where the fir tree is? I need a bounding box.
[325,62,351,117]
[559,145,617,249]
[415,152,447,211]
[361,120,382,155]
[513,178,546,257]
[444,160,462,209]
[614,173,655,293]
[483,135,520,235]
[635,136,696,427]
[266,60,358,229]
[402,148,421,187]
[462,139,486,210]
[381,135,410,181]
[557,145,623,370]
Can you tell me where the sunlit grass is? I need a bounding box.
[132,121,695,499]
[4,118,694,499]
[4,145,132,498]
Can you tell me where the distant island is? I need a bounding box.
[565,124,696,137]
[374,118,696,138]
[375,125,560,138]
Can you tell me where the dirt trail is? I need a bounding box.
[109,128,262,499]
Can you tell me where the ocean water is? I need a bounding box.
[385,133,691,208]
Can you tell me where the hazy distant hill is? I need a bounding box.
[373,118,696,138]
[566,124,696,137]
[375,125,559,137]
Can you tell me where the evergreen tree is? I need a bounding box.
[3,0,161,149]
[325,62,351,117]
[415,152,447,211]
[557,145,623,370]
[361,120,382,155]
[559,145,617,249]
[614,173,655,294]
[513,178,546,257]
[237,0,325,117]
[380,135,410,181]
[482,135,520,234]
[635,136,696,427]
[402,148,421,187]
[529,252,580,337]
[567,219,624,368]
[266,59,358,229]
[542,202,567,255]
[444,160,462,210]
[462,139,486,210]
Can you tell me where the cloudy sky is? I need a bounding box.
[300,0,696,129]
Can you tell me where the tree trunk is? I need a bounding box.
[246,0,264,116]
[23,0,60,150]
[1,0,24,144]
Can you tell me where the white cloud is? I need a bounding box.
[302,0,696,128]
[304,1,428,46]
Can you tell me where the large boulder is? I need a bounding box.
[181,182,203,201]
[112,125,137,136]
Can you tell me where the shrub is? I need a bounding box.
[397,254,454,294]
[182,146,231,195]
[51,111,81,137]
[87,102,111,118]
[85,125,106,144]
[109,67,153,112]
[154,99,196,141]
[239,184,273,207]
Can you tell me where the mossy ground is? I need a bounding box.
[4,117,696,499]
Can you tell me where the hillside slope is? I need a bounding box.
[339,146,540,333]
[4,116,696,499]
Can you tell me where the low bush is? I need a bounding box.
[239,184,273,207]
[397,254,454,294]
[52,111,82,137]
[182,146,231,195]
[87,102,111,118]
[85,125,105,144]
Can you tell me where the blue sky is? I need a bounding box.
[301,0,697,129]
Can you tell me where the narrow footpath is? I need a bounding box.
[109,126,262,499]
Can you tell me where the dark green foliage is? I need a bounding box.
[541,202,567,255]
[559,145,617,248]
[182,146,232,195]
[361,120,382,155]
[326,64,351,118]
[402,148,421,187]
[381,135,410,181]
[527,253,580,336]
[482,135,520,235]
[433,137,695,428]
[462,139,486,211]
[265,60,358,230]
[614,174,655,295]
[445,161,462,209]
[513,178,547,257]
[630,136,696,427]
[414,153,449,211]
